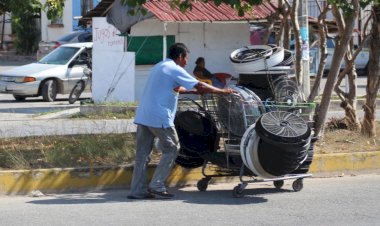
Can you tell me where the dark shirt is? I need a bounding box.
[193,66,213,79]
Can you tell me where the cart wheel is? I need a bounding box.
[292,179,303,192]
[232,185,245,198]
[273,180,284,189]
[197,179,209,192]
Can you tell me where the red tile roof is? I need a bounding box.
[143,0,278,22]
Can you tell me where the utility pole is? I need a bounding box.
[299,0,310,99]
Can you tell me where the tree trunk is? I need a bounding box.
[314,1,359,137]
[362,5,380,137]
[308,3,330,102]
[290,0,302,85]
[334,46,360,130]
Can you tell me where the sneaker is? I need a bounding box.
[147,188,174,198]
[127,193,155,199]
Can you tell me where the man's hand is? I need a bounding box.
[223,88,238,95]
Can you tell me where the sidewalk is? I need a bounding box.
[0,118,136,138]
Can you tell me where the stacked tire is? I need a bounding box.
[241,111,312,178]
[174,110,219,168]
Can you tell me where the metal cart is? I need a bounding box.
[175,87,316,198]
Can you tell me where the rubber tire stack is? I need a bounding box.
[174,110,219,168]
[255,111,311,176]
[242,111,312,178]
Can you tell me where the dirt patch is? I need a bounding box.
[315,122,380,154]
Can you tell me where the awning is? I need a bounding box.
[143,0,277,22]
[81,0,278,33]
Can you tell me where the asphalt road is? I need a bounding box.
[1,173,380,226]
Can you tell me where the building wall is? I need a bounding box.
[0,13,12,44]
[92,17,135,103]
[40,0,73,41]
[130,19,250,101]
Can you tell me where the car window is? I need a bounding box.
[78,33,92,42]
[57,33,81,42]
[38,47,80,65]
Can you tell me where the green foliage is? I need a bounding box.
[327,0,372,15]
[0,134,136,169]
[3,0,65,54]
[10,0,41,54]
[0,0,12,13]
[44,0,65,20]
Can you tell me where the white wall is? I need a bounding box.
[130,19,250,101]
[40,0,74,41]
[0,13,12,43]
[92,17,135,103]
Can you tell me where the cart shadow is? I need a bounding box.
[175,187,293,205]
[25,187,292,206]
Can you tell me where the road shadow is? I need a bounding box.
[26,186,293,206]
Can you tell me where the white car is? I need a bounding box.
[0,42,92,102]
[323,38,369,73]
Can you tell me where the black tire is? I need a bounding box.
[291,142,315,174]
[255,111,311,144]
[68,81,85,104]
[42,80,58,102]
[232,185,244,198]
[197,178,209,192]
[273,180,284,189]
[292,179,304,192]
[13,95,26,101]
[175,154,204,169]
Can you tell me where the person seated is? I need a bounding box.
[193,57,230,88]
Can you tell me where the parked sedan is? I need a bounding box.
[0,42,92,102]
[322,37,369,75]
[37,31,92,60]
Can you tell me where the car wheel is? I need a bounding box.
[13,95,27,101]
[42,80,58,102]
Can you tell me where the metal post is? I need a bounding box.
[300,0,310,99]
[163,22,167,60]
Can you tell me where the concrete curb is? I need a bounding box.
[1,151,379,195]
[33,108,81,120]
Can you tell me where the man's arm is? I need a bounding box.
[177,82,235,95]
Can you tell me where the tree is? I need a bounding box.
[313,0,361,137]
[362,2,380,137]
[0,0,12,13]
[308,1,330,103]
[43,0,65,20]
[7,0,41,54]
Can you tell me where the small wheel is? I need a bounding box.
[292,179,303,192]
[273,180,284,189]
[232,185,244,198]
[197,179,209,192]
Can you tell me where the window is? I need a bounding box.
[127,35,175,65]
[49,17,64,28]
